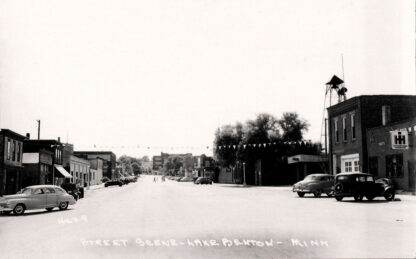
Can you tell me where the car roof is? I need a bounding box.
[24,185,62,189]
[336,172,372,177]
[307,174,332,177]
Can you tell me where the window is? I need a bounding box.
[54,188,64,193]
[33,188,43,195]
[386,154,403,177]
[12,140,16,161]
[7,139,11,160]
[44,188,55,194]
[345,161,352,172]
[334,118,339,143]
[353,161,359,172]
[351,113,356,140]
[342,116,347,142]
[17,142,21,162]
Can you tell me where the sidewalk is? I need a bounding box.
[85,183,105,192]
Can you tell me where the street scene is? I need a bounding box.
[1,175,415,259]
[1,1,415,258]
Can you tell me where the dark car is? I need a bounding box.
[333,173,395,201]
[292,174,334,197]
[61,182,79,200]
[104,180,123,187]
[194,177,213,185]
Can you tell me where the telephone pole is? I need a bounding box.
[37,120,40,139]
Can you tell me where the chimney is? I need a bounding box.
[58,137,61,143]
[26,133,30,139]
[382,105,391,126]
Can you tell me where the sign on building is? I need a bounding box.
[390,130,408,150]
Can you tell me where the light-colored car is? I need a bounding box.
[0,185,76,215]
[292,174,335,197]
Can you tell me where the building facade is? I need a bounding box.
[73,151,116,179]
[0,129,25,195]
[22,138,69,186]
[367,119,416,191]
[89,157,104,185]
[328,95,416,175]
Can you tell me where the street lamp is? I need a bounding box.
[243,162,246,186]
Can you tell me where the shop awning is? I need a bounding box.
[54,165,72,178]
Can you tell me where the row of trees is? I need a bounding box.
[214,112,321,166]
[117,155,150,175]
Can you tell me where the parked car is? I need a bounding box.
[194,177,213,185]
[179,177,194,182]
[0,185,76,215]
[333,173,395,201]
[104,180,123,187]
[61,181,79,200]
[292,174,334,197]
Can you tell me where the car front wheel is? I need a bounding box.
[13,204,25,215]
[384,190,395,201]
[58,202,68,210]
[297,192,305,197]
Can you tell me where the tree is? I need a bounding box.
[141,156,150,162]
[278,112,309,142]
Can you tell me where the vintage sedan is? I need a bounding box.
[194,177,213,185]
[333,173,395,201]
[292,174,335,197]
[0,185,76,215]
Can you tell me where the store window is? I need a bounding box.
[7,139,11,160]
[386,154,403,177]
[345,161,352,172]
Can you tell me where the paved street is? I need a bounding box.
[1,175,416,259]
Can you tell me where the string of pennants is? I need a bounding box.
[217,140,312,150]
[76,145,213,150]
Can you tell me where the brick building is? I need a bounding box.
[367,119,416,191]
[0,129,25,195]
[73,151,116,179]
[327,95,416,175]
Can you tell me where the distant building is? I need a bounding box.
[62,143,90,187]
[0,129,26,195]
[152,155,163,170]
[287,154,328,183]
[74,151,116,179]
[328,95,416,175]
[367,118,416,191]
[89,157,104,185]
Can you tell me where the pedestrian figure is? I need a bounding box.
[153,177,156,182]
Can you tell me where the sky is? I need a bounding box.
[0,0,414,159]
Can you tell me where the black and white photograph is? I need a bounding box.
[0,0,415,258]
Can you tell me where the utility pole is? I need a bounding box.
[37,120,41,140]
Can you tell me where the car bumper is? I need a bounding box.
[293,187,312,193]
[0,205,13,212]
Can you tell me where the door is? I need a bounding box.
[29,188,47,209]
[44,187,58,207]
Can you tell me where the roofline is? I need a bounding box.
[0,129,26,140]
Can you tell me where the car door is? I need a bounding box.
[29,188,47,209]
[44,187,58,207]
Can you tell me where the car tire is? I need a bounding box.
[313,191,322,197]
[297,192,305,197]
[46,208,54,212]
[335,196,343,201]
[384,190,395,201]
[13,204,25,215]
[354,195,363,201]
[58,202,68,210]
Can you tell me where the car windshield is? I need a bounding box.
[20,188,33,195]
[304,175,319,180]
